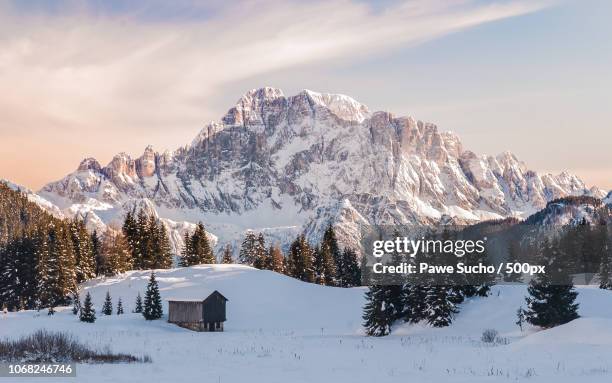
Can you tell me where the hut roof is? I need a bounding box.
[166,290,228,302]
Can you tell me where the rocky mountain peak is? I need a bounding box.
[77,157,102,172]
[36,87,602,252]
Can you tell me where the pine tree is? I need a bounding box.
[252,233,268,270]
[116,298,124,315]
[91,230,102,276]
[79,292,96,323]
[239,231,258,265]
[314,243,336,285]
[321,225,341,283]
[221,244,233,264]
[102,291,113,315]
[134,292,143,313]
[286,234,315,283]
[70,219,96,282]
[179,231,193,267]
[338,248,361,287]
[99,230,133,276]
[268,244,285,273]
[71,290,81,315]
[524,239,579,328]
[599,227,612,289]
[362,285,403,336]
[143,272,163,320]
[403,283,428,323]
[424,285,458,327]
[122,210,140,269]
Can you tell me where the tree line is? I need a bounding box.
[234,226,362,288]
[0,183,175,312]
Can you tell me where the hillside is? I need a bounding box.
[1,265,612,382]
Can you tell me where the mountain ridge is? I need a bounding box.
[27,87,606,251]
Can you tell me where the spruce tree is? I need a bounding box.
[192,222,215,264]
[424,285,458,327]
[286,234,315,283]
[252,233,268,270]
[322,225,342,281]
[70,219,96,282]
[116,298,124,315]
[134,292,143,313]
[524,239,579,328]
[79,292,96,323]
[338,248,361,287]
[314,243,336,285]
[143,272,163,320]
[71,290,81,315]
[179,231,193,267]
[362,285,402,336]
[122,211,140,269]
[268,244,285,273]
[221,244,233,264]
[239,231,258,265]
[599,227,612,289]
[91,230,102,276]
[102,291,113,315]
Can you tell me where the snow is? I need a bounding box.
[2,266,612,382]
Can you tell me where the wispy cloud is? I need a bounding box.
[0,0,553,188]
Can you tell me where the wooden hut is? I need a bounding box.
[167,291,228,332]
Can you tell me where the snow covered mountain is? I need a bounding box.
[35,87,604,251]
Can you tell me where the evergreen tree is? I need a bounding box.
[179,231,193,267]
[424,285,458,327]
[403,282,428,323]
[181,222,215,266]
[286,234,315,283]
[150,216,173,269]
[116,298,124,315]
[268,244,285,273]
[99,230,133,276]
[79,292,96,323]
[239,231,258,265]
[102,291,113,315]
[71,290,81,315]
[252,233,268,270]
[314,242,337,286]
[69,219,96,282]
[338,248,361,287]
[134,292,143,313]
[221,244,234,264]
[192,222,215,264]
[524,239,579,328]
[91,230,102,276]
[599,227,612,289]
[122,210,140,269]
[362,285,403,336]
[322,225,342,282]
[143,272,163,320]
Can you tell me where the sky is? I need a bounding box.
[0,0,610,190]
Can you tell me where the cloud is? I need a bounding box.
[0,0,553,189]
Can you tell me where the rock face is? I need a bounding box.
[38,87,604,251]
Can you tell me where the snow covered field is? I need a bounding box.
[2,265,612,382]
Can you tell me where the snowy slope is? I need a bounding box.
[1,265,612,382]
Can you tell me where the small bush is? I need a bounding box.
[0,330,151,364]
[481,329,499,344]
